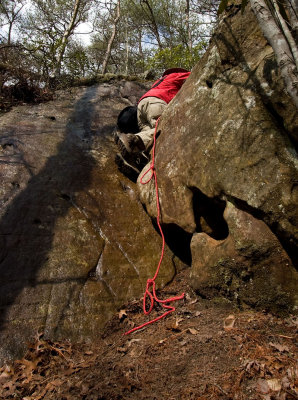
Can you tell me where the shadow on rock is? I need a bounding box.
[0,87,97,359]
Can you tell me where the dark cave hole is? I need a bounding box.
[152,220,192,266]
[191,187,229,240]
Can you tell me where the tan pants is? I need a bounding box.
[136,97,167,150]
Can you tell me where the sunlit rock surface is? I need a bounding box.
[0,81,180,363]
[138,4,298,311]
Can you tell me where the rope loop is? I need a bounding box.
[140,164,154,185]
[143,282,155,315]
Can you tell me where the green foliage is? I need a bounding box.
[146,43,206,73]
[1,0,218,97]
[64,41,90,78]
[20,0,91,79]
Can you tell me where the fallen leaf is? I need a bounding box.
[195,311,202,317]
[128,338,141,347]
[244,360,261,372]
[286,366,298,381]
[278,334,294,339]
[64,367,77,376]
[187,327,199,335]
[119,309,128,321]
[267,378,281,392]
[281,376,291,389]
[256,378,269,394]
[168,318,182,332]
[50,378,63,387]
[16,357,41,381]
[181,310,193,318]
[269,342,290,353]
[117,346,127,354]
[233,335,243,344]
[185,293,198,304]
[0,365,13,381]
[81,383,90,395]
[261,395,271,400]
[84,350,93,355]
[126,320,135,329]
[2,381,16,397]
[224,315,236,331]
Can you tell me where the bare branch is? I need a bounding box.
[250,0,298,106]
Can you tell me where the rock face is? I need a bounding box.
[0,81,182,363]
[138,4,298,311]
[1,2,297,365]
[190,202,297,312]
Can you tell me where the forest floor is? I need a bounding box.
[0,268,297,400]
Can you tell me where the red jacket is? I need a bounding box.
[139,72,191,104]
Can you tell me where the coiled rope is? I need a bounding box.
[124,117,185,335]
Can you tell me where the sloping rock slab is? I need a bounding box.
[0,81,180,363]
[138,4,298,312]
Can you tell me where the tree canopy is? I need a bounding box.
[0,0,217,80]
[1,0,297,108]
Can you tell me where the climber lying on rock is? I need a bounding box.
[114,68,191,180]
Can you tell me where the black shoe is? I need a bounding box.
[117,134,148,170]
[117,134,145,158]
[115,153,140,182]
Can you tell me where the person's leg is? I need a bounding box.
[115,97,166,179]
[116,132,145,155]
[137,97,167,129]
[115,131,148,171]
[137,97,167,150]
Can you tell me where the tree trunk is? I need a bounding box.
[7,22,12,45]
[250,0,298,107]
[141,0,163,49]
[101,0,121,74]
[285,0,298,42]
[138,30,145,72]
[185,0,192,51]
[52,0,82,78]
[271,0,298,69]
[125,21,129,75]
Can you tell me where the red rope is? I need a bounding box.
[124,117,185,335]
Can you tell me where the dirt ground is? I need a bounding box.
[0,269,297,400]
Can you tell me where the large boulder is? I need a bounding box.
[138,4,298,312]
[0,81,182,363]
